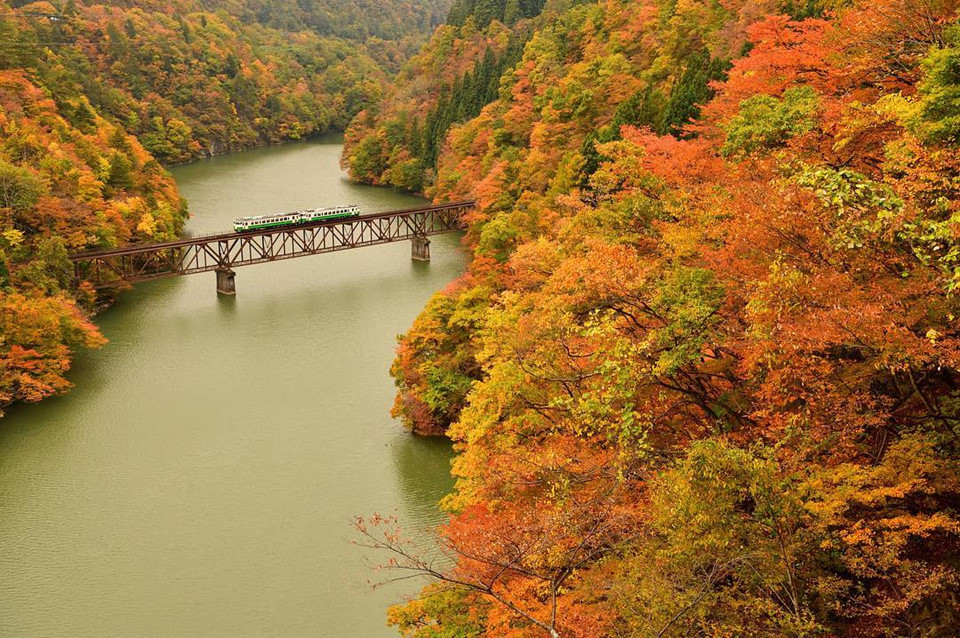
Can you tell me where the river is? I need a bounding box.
[0,134,463,637]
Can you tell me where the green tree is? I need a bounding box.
[0,161,44,213]
[349,134,388,182]
[721,85,819,156]
[107,152,135,191]
[661,52,729,138]
[914,24,960,144]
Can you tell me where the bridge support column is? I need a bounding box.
[216,267,236,295]
[411,235,431,262]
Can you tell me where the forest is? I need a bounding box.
[347,0,960,634]
[1,0,449,163]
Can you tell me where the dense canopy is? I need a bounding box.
[348,0,960,634]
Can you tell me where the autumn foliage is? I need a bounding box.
[342,6,542,192]
[0,0,448,164]
[0,66,185,413]
[365,0,960,634]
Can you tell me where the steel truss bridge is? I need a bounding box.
[69,201,474,295]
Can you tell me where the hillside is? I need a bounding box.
[341,0,548,192]
[1,0,449,163]
[0,67,184,413]
[351,0,960,634]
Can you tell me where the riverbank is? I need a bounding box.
[161,128,346,169]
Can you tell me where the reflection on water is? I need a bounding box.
[0,135,462,637]
[391,435,456,527]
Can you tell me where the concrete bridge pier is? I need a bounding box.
[411,235,431,262]
[216,267,236,295]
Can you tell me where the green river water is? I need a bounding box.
[0,134,464,637]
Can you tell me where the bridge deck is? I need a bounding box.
[69,201,474,289]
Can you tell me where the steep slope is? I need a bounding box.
[388,0,751,435]
[1,0,449,163]
[360,0,960,634]
[0,68,185,413]
[342,0,549,192]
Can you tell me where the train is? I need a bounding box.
[232,204,360,232]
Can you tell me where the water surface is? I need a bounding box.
[0,135,462,637]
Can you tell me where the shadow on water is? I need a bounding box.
[391,433,456,527]
[216,292,238,316]
[410,259,434,276]
[0,277,185,439]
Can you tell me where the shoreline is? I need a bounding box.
[160,128,348,169]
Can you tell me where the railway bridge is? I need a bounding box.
[69,201,474,295]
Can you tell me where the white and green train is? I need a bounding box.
[233,204,360,232]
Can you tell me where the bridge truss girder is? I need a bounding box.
[70,203,472,289]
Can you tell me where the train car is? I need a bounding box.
[233,205,360,232]
[232,211,302,232]
[298,204,360,223]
